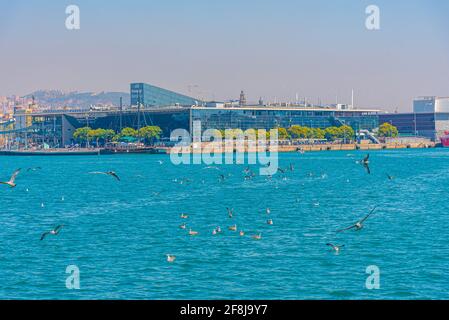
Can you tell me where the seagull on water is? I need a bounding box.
[229,225,237,232]
[89,171,120,181]
[189,229,199,236]
[227,208,234,219]
[337,207,378,233]
[167,255,176,263]
[180,214,189,219]
[179,223,187,230]
[267,219,274,225]
[40,225,64,241]
[386,174,395,180]
[252,233,262,240]
[0,168,21,188]
[327,243,345,253]
[239,230,245,237]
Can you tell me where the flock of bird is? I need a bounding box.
[0,152,393,263]
[0,167,121,241]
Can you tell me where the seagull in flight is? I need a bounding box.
[278,168,287,174]
[327,243,345,253]
[27,167,42,172]
[358,154,371,174]
[40,225,64,241]
[89,171,120,181]
[0,169,21,188]
[337,207,378,233]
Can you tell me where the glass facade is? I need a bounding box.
[191,107,379,132]
[130,83,199,107]
[379,113,436,140]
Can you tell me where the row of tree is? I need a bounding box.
[215,125,355,141]
[73,123,399,146]
[221,123,398,141]
[73,126,163,146]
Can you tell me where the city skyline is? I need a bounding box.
[1,0,448,111]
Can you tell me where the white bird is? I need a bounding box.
[179,223,187,230]
[252,233,262,240]
[239,231,245,237]
[180,214,189,219]
[327,243,345,253]
[267,219,274,225]
[189,229,199,236]
[266,208,271,215]
[0,168,21,188]
[229,225,237,232]
[167,255,176,263]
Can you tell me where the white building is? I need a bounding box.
[413,96,449,113]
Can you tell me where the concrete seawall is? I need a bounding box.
[168,142,436,154]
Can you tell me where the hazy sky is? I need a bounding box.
[0,0,448,111]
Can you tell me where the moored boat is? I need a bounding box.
[441,131,449,147]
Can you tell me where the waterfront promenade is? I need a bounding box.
[0,141,437,156]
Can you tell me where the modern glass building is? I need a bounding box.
[130,83,200,107]
[379,112,449,141]
[191,106,379,132]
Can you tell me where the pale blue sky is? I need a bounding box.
[0,0,448,111]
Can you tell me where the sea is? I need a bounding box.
[0,148,448,300]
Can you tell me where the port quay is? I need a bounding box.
[0,83,446,155]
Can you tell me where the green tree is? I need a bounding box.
[338,125,355,142]
[312,128,326,139]
[288,125,308,139]
[73,127,92,146]
[324,127,340,141]
[120,127,138,138]
[378,123,399,138]
[277,127,290,140]
[138,126,163,144]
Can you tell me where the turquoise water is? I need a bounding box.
[0,149,448,300]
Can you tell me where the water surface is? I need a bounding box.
[0,149,448,299]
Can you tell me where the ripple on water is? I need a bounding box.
[1,150,449,299]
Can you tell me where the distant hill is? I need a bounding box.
[23,90,129,109]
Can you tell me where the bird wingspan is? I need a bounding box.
[337,224,356,233]
[364,164,371,174]
[360,207,377,223]
[10,169,21,183]
[40,232,50,241]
